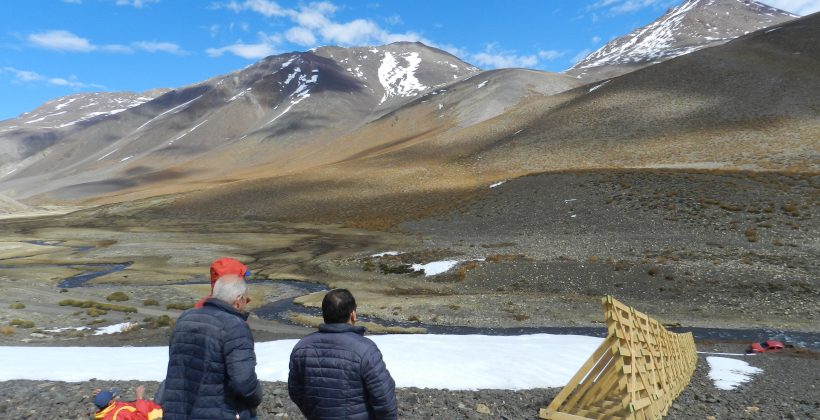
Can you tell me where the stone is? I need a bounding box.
[475,403,492,415]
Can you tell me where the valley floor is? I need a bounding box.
[0,169,816,418]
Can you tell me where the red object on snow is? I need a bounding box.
[748,340,785,353]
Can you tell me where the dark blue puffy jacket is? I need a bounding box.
[288,323,397,420]
[163,299,263,420]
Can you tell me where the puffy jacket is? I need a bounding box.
[163,299,263,420]
[95,400,162,420]
[288,323,397,420]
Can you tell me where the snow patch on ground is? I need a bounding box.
[0,334,603,389]
[490,181,507,188]
[372,251,401,257]
[706,356,763,390]
[477,80,489,89]
[94,323,138,336]
[411,260,459,276]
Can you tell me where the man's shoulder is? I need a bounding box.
[294,329,379,353]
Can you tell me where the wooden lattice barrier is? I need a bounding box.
[539,296,698,420]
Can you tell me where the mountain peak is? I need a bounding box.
[568,0,797,80]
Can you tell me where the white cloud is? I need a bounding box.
[2,67,44,82]
[285,27,317,46]
[100,44,134,53]
[592,36,602,43]
[63,0,82,3]
[206,43,276,59]
[588,0,676,16]
[2,67,104,89]
[28,30,95,52]
[133,41,186,55]
[219,0,427,49]
[571,48,592,65]
[115,0,159,8]
[471,44,538,69]
[226,0,288,17]
[762,0,820,15]
[538,50,564,60]
[27,30,187,56]
[384,15,403,25]
[27,30,135,53]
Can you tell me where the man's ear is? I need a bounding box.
[350,310,357,324]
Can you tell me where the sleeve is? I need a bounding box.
[287,349,307,415]
[361,346,397,420]
[224,322,264,408]
[133,399,164,420]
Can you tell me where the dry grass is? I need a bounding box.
[0,326,15,335]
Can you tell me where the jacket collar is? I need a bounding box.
[203,298,250,321]
[319,322,366,335]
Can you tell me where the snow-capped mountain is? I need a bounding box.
[0,42,490,200]
[567,0,797,81]
[3,91,166,130]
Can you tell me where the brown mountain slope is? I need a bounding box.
[130,12,819,228]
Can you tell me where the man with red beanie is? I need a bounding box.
[195,257,250,308]
[93,386,162,420]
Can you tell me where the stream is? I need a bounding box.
[23,240,818,350]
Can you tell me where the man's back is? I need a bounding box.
[289,323,397,420]
[163,299,262,420]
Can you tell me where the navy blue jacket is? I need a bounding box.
[288,323,397,420]
[163,299,263,420]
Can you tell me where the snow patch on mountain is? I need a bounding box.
[572,0,797,71]
[378,51,428,104]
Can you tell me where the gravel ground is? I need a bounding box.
[1,344,817,419]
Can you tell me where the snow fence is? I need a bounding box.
[540,296,697,420]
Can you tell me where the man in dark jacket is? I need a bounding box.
[163,275,263,419]
[288,289,397,420]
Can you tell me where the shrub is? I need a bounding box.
[612,260,630,271]
[87,318,106,325]
[10,319,34,328]
[0,326,15,335]
[744,228,758,242]
[379,263,415,275]
[58,299,137,313]
[142,299,159,306]
[512,314,530,321]
[166,302,195,311]
[143,315,175,328]
[106,292,129,302]
[9,302,25,309]
[86,308,108,317]
[647,268,658,276]
[782,203,800,216]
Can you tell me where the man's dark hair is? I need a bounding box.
[322,289,357,324]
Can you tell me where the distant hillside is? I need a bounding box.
[0,42,583,205]
[567,0,797,81]
[138,12,819,228]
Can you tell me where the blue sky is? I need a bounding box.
[1,0,818,121]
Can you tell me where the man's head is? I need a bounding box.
[322,289,357,324]
[209,257,249,290]
[212,274,251,312]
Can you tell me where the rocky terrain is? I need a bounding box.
[1,343,817,419]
